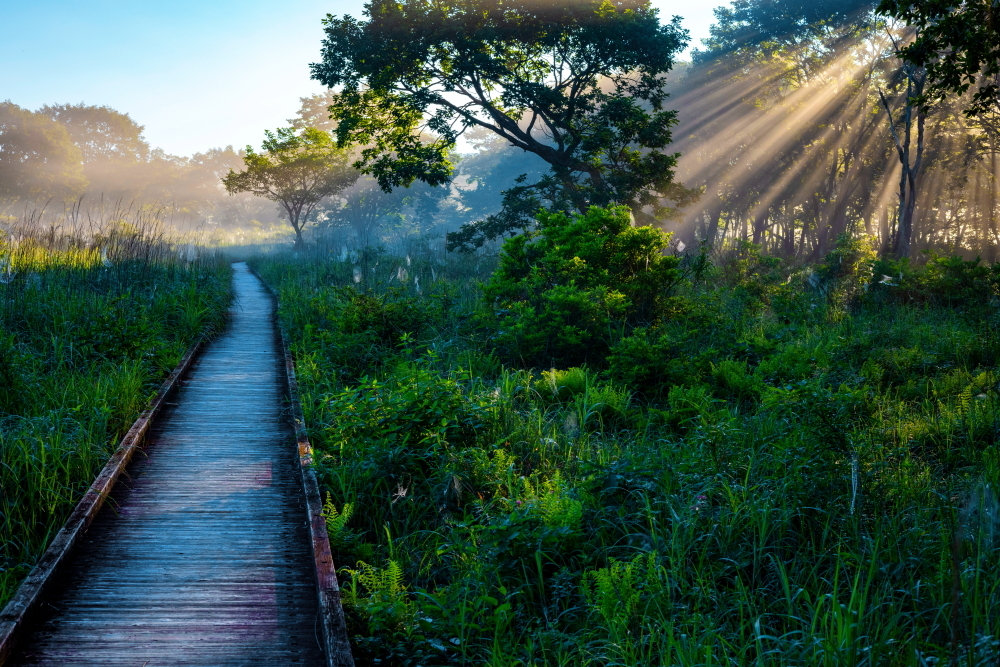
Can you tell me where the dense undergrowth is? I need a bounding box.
[252,207,1000,666]
[0,226,231,607]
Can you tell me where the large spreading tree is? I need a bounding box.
[310,0,695,251]
[223,127,357,248]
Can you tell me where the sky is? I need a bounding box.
[1,0,721,158]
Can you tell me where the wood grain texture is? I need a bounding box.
[5,263,326,666]
[252,266,354,667]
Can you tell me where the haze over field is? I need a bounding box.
[2,0,998,263]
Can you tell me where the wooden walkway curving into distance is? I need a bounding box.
[6,263,332,666]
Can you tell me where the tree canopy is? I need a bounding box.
[288,92,339,133]
[223,127,358,247]
[36,103,149,162]
[311,0,692,250]
[877,0,1000,117]
[694,0,874,63]
[0,102,86,201]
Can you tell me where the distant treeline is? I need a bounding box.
[0,101,277,230]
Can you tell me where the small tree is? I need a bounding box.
[223,127,358,248]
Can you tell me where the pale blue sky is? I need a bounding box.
[1,1,721,157]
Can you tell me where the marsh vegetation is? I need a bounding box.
[252,216,1000,665]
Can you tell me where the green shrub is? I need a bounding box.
[815,233,878,309]
[574,383,632,428]
[318,363,494,480]
[490,284,629,367]
[286,283,457,380]
[607,325,712,397]
[710,358,762,404]
[484,205,682,367]
[871,252,1000,306]
[715,240,786,304]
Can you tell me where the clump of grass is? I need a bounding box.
[0,208,232,607]
[252,240,1000,666]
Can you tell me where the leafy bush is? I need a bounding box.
[714,239,786,304]
[287,283,457,381]
[814,233,878,308]
[534,367,591,402]
[871,252,1000,305]
[484,206,682,367]
[710,358,762,404]
[607,325,713,396]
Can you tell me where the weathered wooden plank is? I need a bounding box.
[3,263,327,666]
[252,265,356,667]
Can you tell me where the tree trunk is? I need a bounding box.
[989,148,999,263]
[705,211,721,246]
[879,63,927,259]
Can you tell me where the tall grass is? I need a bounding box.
[0,208,232,607]
[252,244,1000,667]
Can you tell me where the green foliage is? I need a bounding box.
[694,0,872,63]
[815,233,878,308]
[716,239,788,305]
[317,363,494,488]
[607,324,712,396]
[285,283,455,382]
[710,357,762,403]
[583,552,662,635]
[323,496,356,549]
[877,0,1000,117]
[311,0,694,249]
[871,252,1000,305]
[484,205,682,367]
[535,472,584,533]
[535,367,591,402]
[346,559,407,607]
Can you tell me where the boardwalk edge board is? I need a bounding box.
[252,266,356,667]
[0,338,205,665]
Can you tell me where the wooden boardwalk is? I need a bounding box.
[7,263,326,666]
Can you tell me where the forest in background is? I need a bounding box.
[2,1,996,261]
[668,1,1000,262]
